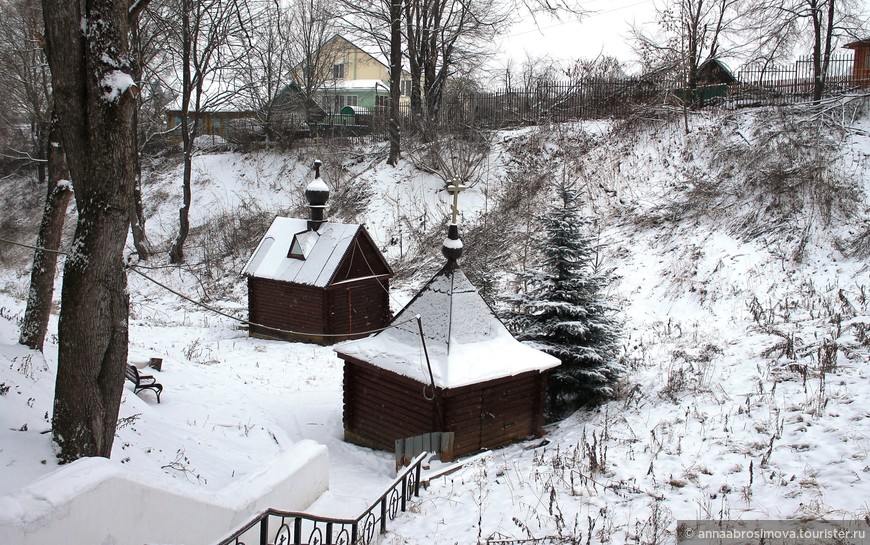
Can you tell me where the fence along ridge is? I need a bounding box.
[217,53,866,145]
[215,452,427,545]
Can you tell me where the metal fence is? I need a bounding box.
[731,54,865,106]
[306,64,868,140]
[214,453,425,545]
[214,53,869,147]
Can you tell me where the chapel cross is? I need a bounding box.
[446,178,467,224]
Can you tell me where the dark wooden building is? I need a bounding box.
[696,59,737,86]
[845,39,870,84]
[335,224,560,458]
[242,163,393,345]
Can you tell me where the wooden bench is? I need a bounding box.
[125,364,163,403]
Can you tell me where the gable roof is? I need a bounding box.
[335,262,560,389]
[324,35,390,72]
[242,217,365,287]
[697,58,736,84]
[844,38,870,49]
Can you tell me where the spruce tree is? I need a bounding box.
[503,184,623,420]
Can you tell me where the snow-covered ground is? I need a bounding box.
[1,101,869,544]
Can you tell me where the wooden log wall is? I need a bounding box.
[443,371,547,457]
[342,357,440,451]
[332,232,391,282]
[341,355,549,458]
[247,277,325,342]
[327,279,390,337]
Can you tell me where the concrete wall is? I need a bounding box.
[0,439,329,545]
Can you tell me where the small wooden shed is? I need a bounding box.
[844,39,870,84]
[242,162,393,345]
[335,224,560,458]
[696,59,737,86]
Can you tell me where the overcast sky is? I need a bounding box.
[494,0,870,75]
[495,0,656,72]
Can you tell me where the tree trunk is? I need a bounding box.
[42,0,139,463]
[169,1,193,264]
[129,132,151,260]
[387,0,402,166]
[19,113,72,351]
[129,15,151,261]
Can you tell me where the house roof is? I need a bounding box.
[324,35,390,72]
[335,262,560,389]
[697,59,737,83]
[241,217,364,287]
[326,79,389,91]
[844,39,870,49]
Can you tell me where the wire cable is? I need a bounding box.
[127,264,417,339]
[0,236,413,340]
[0,236,68,255]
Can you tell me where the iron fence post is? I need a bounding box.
[293,517,302,545]
[259,514,269,545]
[414,459,421,496]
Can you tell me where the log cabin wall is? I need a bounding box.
[342,357,440,451]
[327,279,391,341]
[443,371,548,457]
[247,277,326,343]
[332,231,391,281]
[341,355,549,457]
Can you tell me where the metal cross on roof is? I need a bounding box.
[446,178,467,224]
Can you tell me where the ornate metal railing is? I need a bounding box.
[215,453,426,545]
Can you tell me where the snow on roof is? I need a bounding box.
[328,79,388,91]
[335,263,560,389]
[241,217,361,287]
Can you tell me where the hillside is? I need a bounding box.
[1,98,869,544]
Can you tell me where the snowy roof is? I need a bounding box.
[241,217,362,287]
[335,263,560,389]
[327,79,388,92]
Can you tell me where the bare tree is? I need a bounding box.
[0,0,52,170]
[42,0,147,462]
[745,0,868,102]
[126,4,169,260]
[234,1,298,144]
[332,0,404,164]
[0,0,72,352]
[154,0,254,263]
[632,0,743,106]
[404,0,507,135]
[19,113,72,352]
[287,0,339,117]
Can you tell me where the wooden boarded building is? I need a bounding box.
[336,223,560,458]
[845,39,870,84]
[242,162,393,344]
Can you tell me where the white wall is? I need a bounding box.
[0,439,329,545]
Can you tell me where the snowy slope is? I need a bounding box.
[1,99,869,544]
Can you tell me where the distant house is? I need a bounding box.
[844,39,870,84]
[241,161,393,345]
[336,222,560,458]
[165,109,257,140]
[293,35,412,117]
[696,59,737,86]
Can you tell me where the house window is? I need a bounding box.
[401,79,412,96]
[346,95,358,106]
[375,95,389,108]
[333,63,345,79]
[288,236,305,260]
